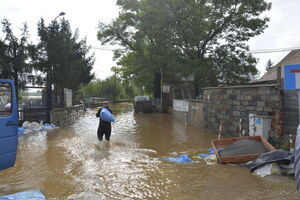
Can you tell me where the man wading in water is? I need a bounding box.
[96,103,113,141]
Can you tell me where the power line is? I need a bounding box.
[250,46,300,54]
[91,45,300,54]
[91,46,124,51]
[91,46,115,51]
[257,33,300,39]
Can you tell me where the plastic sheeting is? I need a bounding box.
[0,190,46,200]
[162,148,222,164]
[100,108,115,122]
[163,155,193,163]
[253,164,273,177]
[197,148,223,159]
[17,127,25,135]
[22,121,58,134]
[246,150,294,175]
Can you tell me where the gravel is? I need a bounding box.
[219,139,267,157]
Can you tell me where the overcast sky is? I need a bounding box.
[0,0,300,80]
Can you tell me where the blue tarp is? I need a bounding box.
[198,148,223,158]
[163,155,193,163]
[0,190,46,200]
[162,148,224,163]
[198,153,211,159]
[207,148,223,154]
[18,127,25,135]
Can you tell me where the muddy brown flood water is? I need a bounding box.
[0,103,299,199]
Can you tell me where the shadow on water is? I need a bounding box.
[0,103,299,199]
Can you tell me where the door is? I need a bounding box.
[0,79,18,170]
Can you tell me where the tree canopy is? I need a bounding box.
[78,76,138,101]
[0,19,35,99]
[98,0,271,96]
[35,18,95,91]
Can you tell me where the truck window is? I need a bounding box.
[0,82,12,117]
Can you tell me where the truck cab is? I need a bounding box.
[0,79,18,170]
[133,96,156,113]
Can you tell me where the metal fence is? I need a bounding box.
[19,107,47,123]
[19,100,47,123]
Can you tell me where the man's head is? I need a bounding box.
[104,102,109,107]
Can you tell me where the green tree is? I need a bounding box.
[33,18,95,108]
[0,19,35,100]
[265,59,274,72]
[98,0,271,96]
[78,76,138,101]
[36,18,95,89]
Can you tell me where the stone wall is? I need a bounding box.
[173,100,204,128]
[51,104,85,127]
[203,84,283,139]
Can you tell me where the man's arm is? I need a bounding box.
[96,108,102,118]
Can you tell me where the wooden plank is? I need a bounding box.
[212,136,261,147]
[211,140,222,163]
[260,137,276,151]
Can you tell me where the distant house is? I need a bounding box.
[254,49,300,135]
[253,49,300,84]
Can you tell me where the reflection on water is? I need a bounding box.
[0,103,298,199]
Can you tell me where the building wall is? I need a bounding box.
[51,104,85,127]
[203,84,283,139]
[173,100,204,128]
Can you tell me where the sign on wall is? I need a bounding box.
[64,88,72,107]
[173,100,189,112]
[162,85,170,93]
[284,65,300,90]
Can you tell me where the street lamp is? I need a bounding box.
[54,12,65,21]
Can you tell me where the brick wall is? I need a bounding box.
[203,84,283,139]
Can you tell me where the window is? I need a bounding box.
[0,83,12,117]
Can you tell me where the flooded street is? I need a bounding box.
[0,103,299,200]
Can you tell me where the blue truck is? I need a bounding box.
[0,79,18,170]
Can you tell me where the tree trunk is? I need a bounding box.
[193,73,200,98]
[153,72,161,98]
[46,72,52,123]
